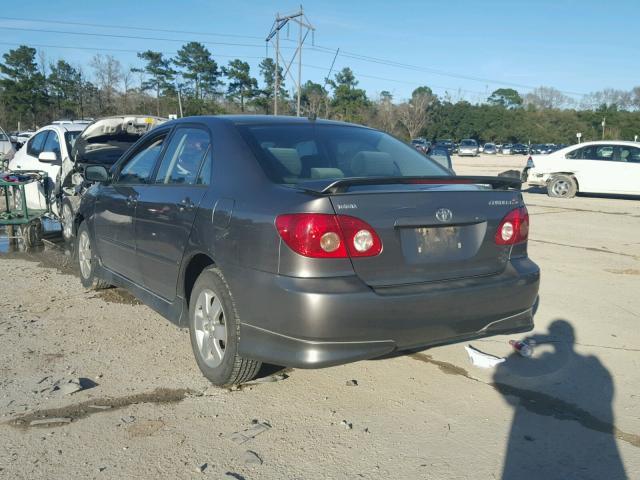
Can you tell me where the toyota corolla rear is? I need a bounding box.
[225,120,539,369]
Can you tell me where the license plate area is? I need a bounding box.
[400,225,484,263]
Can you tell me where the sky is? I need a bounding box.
[1,0,638,103]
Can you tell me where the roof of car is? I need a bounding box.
[167,115,371,129]
[569,140,640,147]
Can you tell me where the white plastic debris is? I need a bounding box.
[464,344,505,368]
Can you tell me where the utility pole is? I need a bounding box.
[602,117,606,140]
[266,6,315,116]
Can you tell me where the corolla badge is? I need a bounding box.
[435,208,453,222]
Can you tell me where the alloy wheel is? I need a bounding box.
[193,288,228,368]
[78,231,92,279]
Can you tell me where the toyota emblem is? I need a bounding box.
[435,208,453,222]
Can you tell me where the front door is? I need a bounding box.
[93,133,167,283]
[135,126,212,300]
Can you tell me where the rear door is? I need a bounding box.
[135,126,212,300]
[329,186,522,287]
[93,132,168,283]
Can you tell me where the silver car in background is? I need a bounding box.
[458,139,479,156]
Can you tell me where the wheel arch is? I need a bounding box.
[547,172,580,191]
[181,252,216,310]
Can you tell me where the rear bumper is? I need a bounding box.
[226,257,540,368]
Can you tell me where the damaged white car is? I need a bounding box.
[524,140,640,198]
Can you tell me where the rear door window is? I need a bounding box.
[617,146,640,163]
[153,127,211,185]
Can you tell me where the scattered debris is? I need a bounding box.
[242,450,263,466]
[29,417,72,427]
[228,421,271,444]
[345,379,358,387]
[244,373,289,385]
[340,420,353,429]
[197,463,208,473]
[464,345,505,368]
[120,416,136,424]
[509,339,536,358]
[57,381,83,395]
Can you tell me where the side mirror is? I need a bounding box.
[38,151,58,163]
[85,165,110,183]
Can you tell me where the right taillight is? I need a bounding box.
[495,207,529,245]
[275,213,382,258]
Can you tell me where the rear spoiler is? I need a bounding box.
[297,176,522,194]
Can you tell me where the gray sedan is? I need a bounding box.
[75,116,539,386]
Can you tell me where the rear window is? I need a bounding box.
[238,124,449,184]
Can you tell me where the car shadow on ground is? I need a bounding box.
[493,319,628,480]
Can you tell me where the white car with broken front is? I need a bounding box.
[525,140,640,197]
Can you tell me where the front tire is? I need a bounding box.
[61,198,75,243]
[189,267,261,386]
[77,222,110,290]
[547,174,577,198]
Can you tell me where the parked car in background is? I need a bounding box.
[411,138,430,154]
[10,131,34,149]
[59,115,166,241]
[525,140,640,197]
[512,144,528,155]
[501,144,513,155]
[458,139,479,156]
[435,139,455,155]
[0,127,16,168]
[74,115,539,386]
[8,123,85,215]
[483,143,498,155]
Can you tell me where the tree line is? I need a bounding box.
[1,42,639,143]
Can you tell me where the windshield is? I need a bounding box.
[239,124,449,184]
[0,131,9,142]
[65,131,81,152]
[461,140,477,146]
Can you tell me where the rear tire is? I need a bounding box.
[188,267,261,386]
[547,174,577,198]
[77,222,110,290]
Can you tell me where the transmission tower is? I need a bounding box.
[265,6,315,116]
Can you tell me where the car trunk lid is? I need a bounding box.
[300,177,524,287]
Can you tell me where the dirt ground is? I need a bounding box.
[1,154,639,479]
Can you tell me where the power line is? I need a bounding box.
[0,17,588,97]
[0,15,266,40]
[0,25,301,51]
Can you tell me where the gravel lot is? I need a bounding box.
[1,154,638,479]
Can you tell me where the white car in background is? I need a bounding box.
[8,123,85,214]
[0,127,16,167]
[525,140,640,197]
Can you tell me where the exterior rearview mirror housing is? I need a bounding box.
[85,165,110,183]
[38,151,58,163]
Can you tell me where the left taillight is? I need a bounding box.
[495,206,529,245]
[275,213,382,258]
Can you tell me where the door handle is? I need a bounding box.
[126,195,137,207]
[177,198,195,212]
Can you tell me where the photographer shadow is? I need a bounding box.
[493,319,627,480]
